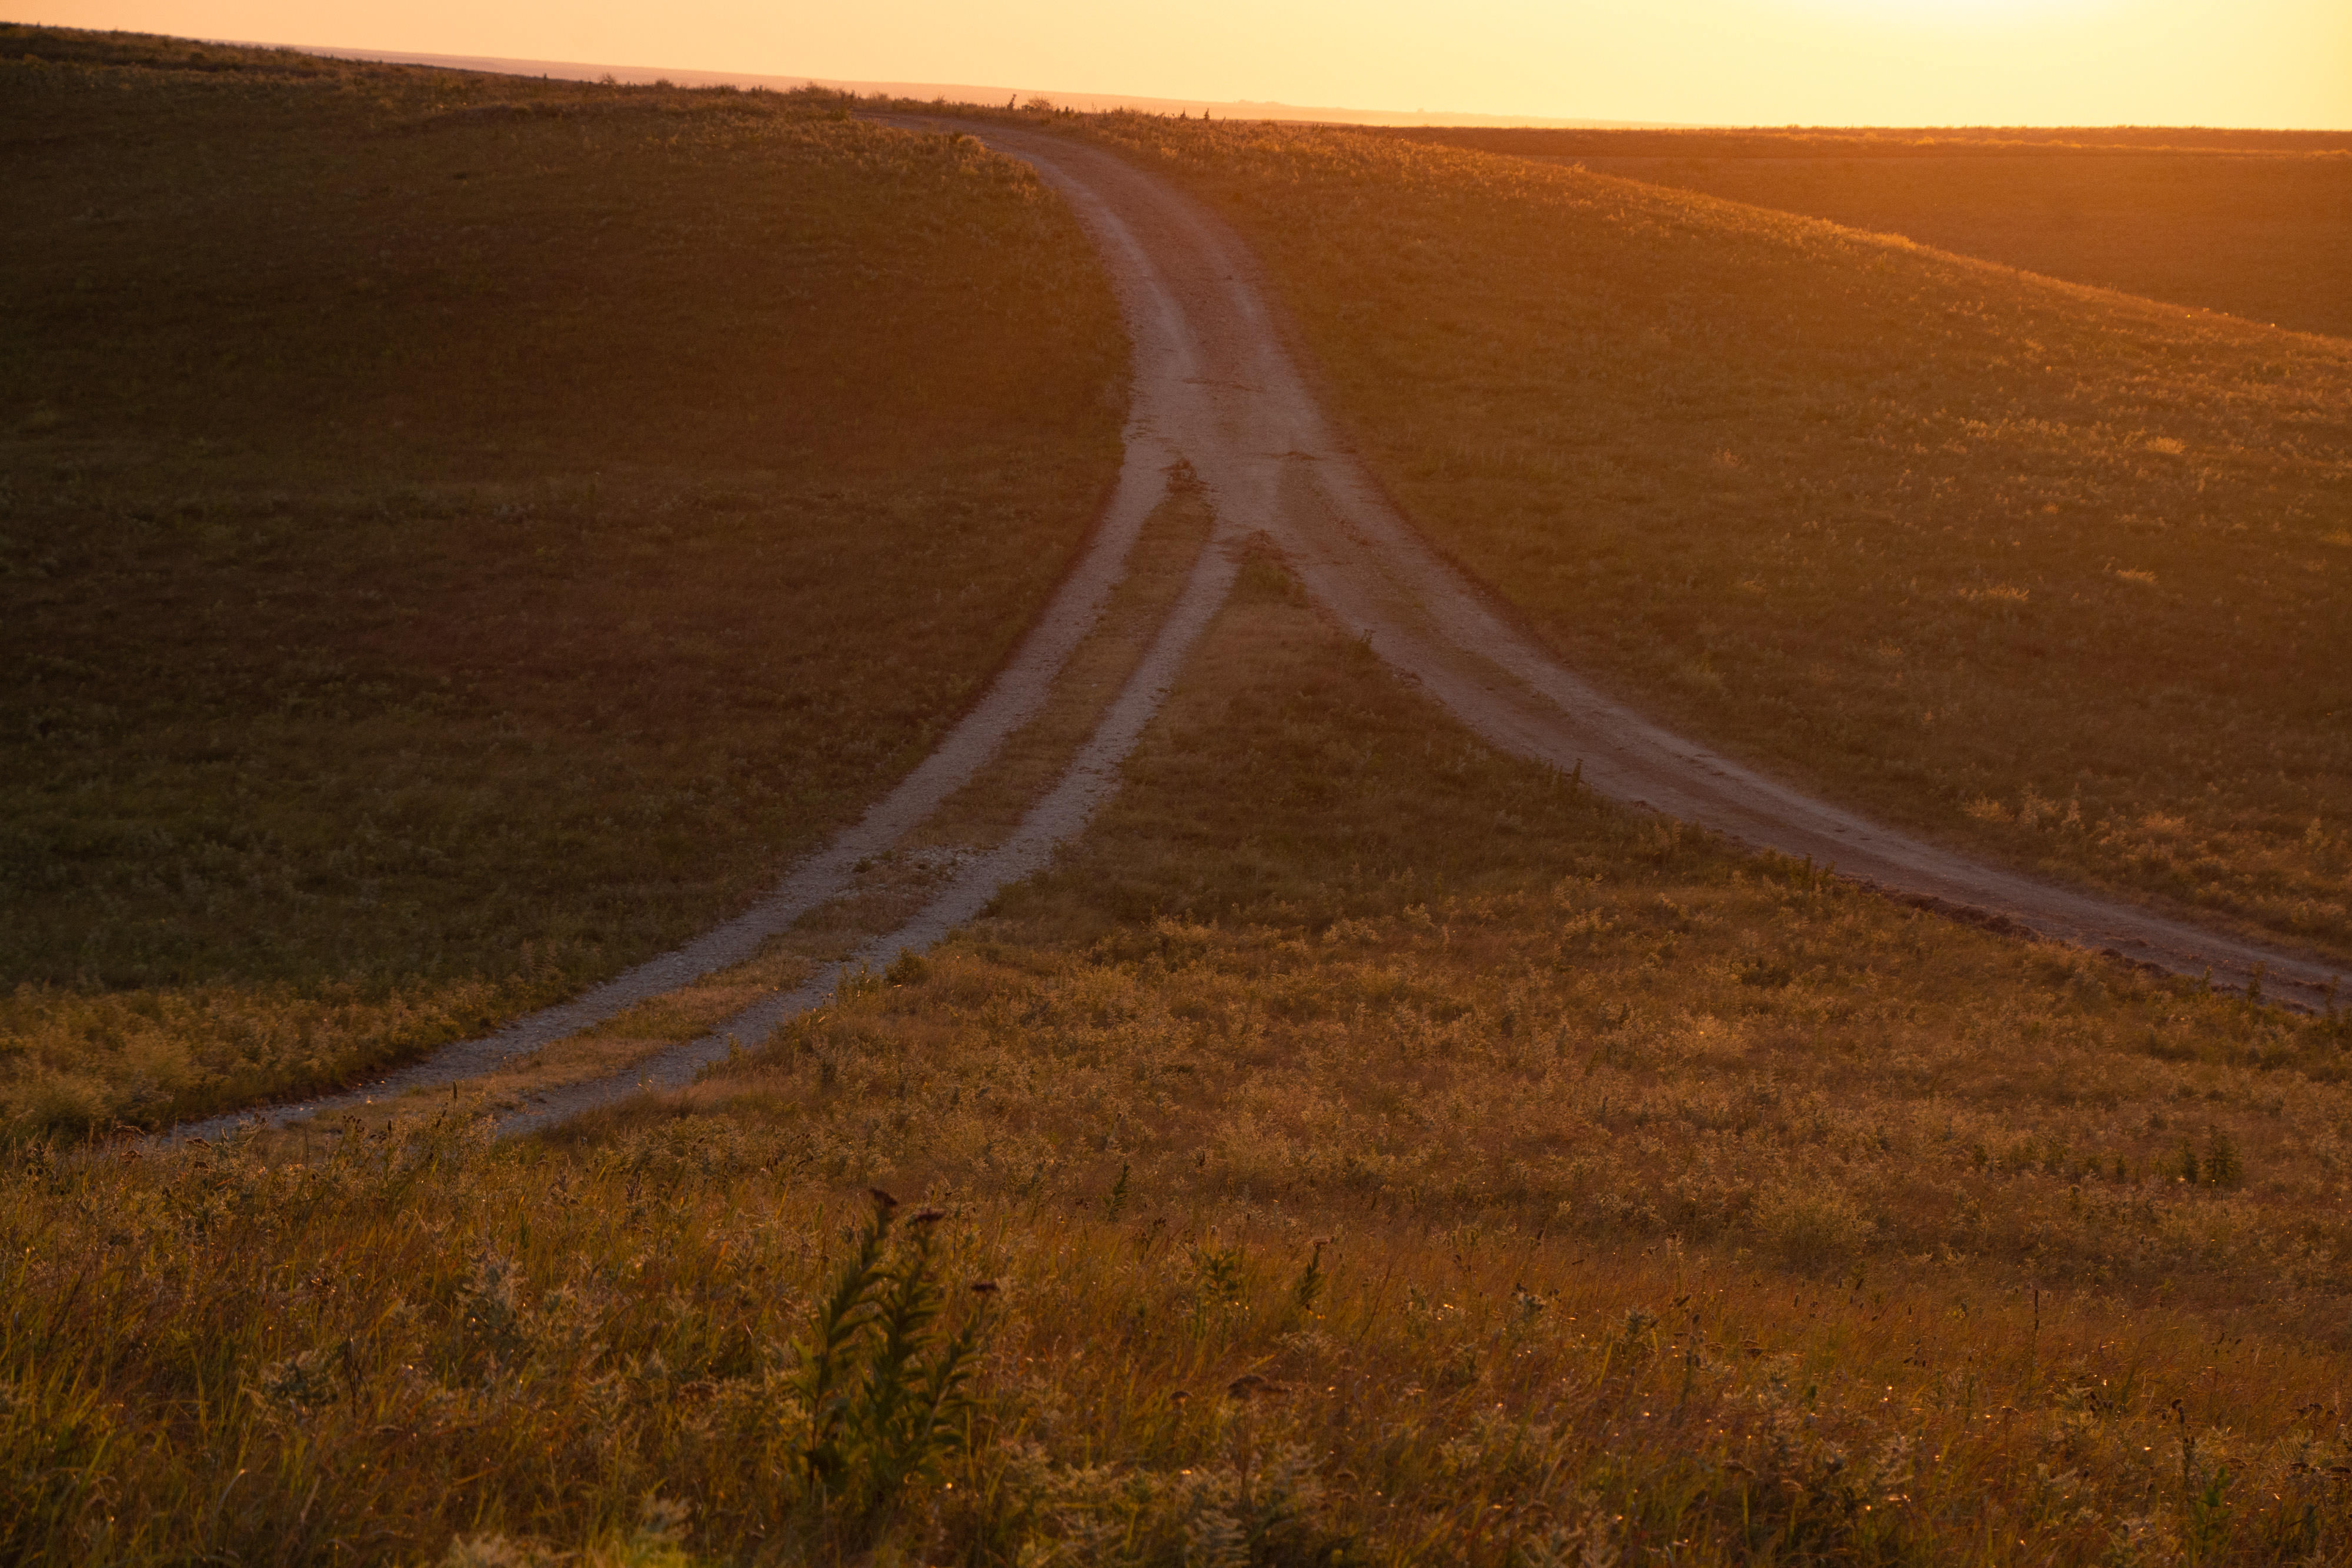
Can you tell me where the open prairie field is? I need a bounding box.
[1392,126,2352,341]
[1056,112,2352,965]
[0,30,1124,1132]
[16,557,2352,1565]
[12,37,2352,1565]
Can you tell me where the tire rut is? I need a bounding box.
[161,141,1234,1144]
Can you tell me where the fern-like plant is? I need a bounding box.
[788,1189,995,1526]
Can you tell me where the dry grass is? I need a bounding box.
[0,29,1124,1132]
[1391,127,2352,340]
[17,557,2352,1563]
[25,1132,2352,1567]
[13,63,2352,1562]
[1038,110,2352,964]
[684,555,2352,1336]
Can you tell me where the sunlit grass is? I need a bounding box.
[1042,109,2352,962]
[17,559,2352,1563]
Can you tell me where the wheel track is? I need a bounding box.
[163,135,1234,1144]
[162,115,2343,1145]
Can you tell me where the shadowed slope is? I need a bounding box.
[0,30,1124,1131]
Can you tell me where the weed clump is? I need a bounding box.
[789,1191,994,1526]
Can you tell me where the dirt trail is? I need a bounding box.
[159,116,2341,1146]
[941,119,2346,1012]
[497,539,1241,1135]
[163,125,1248,1146]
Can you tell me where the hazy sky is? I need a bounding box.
[29,0,2352,126]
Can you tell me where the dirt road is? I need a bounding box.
[163,119,1250,1145]
[162,117,2340,1146]
[944,119,2344,1012]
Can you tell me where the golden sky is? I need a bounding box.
[28,0,2352,125]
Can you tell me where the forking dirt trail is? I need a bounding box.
[166,118,2341,1145]
[946,120,2345,1011]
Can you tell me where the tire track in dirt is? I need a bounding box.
[162,129,1237,1145]
[497,531,1242,1136]
[492,138,1283,1136]
[947,121,2347,1012]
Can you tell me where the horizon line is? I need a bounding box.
[225,41,1693,128]
[179,38,2352,134]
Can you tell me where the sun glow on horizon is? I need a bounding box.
[18,0,2352,126]
[1818,0,2114,16]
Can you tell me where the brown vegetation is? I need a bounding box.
[0,29,1125,1132]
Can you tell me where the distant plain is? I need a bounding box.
[1392,126,2352,340]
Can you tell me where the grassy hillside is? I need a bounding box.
[0,29,1124,1131]
[11,56,2351,1562]
[1401,131,2352,341]
[1061,112,2352,964]
[15,557,2350,1565]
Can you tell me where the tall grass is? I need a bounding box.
[12,1098,2352,1562]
